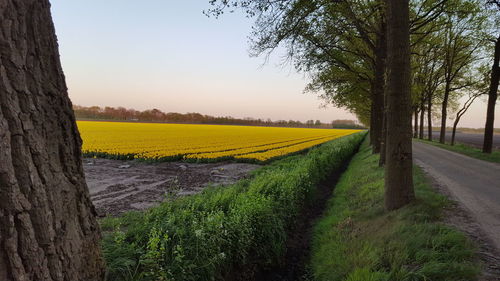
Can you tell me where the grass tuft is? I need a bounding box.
[310,139,479,281]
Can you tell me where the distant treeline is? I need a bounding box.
[73,105,365,129]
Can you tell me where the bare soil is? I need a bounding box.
[83,158,260,216]
[426,131,500,149]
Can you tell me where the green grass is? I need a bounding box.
[310,140,479,281]
[414,138,500,164]
[101,132,366,281]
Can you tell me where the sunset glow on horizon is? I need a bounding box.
[50,0,499,127]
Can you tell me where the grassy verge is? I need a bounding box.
[414,138,500,163]
[310,140,479,281]
[101,132,366,281]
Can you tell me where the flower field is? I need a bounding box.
[77,121,361,162]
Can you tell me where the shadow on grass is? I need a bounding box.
[309,139,479,281]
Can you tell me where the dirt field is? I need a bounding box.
[426,131,500,149]
[84,158,260,216]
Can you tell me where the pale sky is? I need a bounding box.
[50,0,498,128]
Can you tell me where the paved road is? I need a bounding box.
[424,131,500,150]
[413,141,500,251]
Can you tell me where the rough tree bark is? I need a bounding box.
[384,0,415,210]
[0,1,105,280]
[483,34,500,153]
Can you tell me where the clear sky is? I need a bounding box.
[50,0,497,128]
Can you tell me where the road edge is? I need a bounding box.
[415,160,500,280]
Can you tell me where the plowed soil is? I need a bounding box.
[83,158,260,216]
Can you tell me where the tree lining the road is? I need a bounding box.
[482,1,500,153]
[0,0,497,278]
[207,0,496,209]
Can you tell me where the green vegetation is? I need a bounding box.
[310,140,479,281]
[415,139,500,163]
[101,132,365,281]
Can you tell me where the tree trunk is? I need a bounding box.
[370,99,376,146]
[451,118,459,145]
[419,100,425,139]
[439,81,451,144]
[379,93,387,166]
[371,82,383,153]
[0,1,105,281]
[483,34,500,154]
[413,108,419,138]
[384,0,415,210]
[371,19,387,154]
[427,94,433,141]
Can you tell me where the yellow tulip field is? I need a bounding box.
[77,121,361,162]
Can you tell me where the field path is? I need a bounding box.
[413,141,500,252]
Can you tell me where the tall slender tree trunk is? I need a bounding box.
[379,105,387,166]
[371,18,387,154]
[439,81,451,144]
[0,1,105,280]
[419,100,425,139]
[451,118,459,146]
[370,100,376,146]
[371,82,384,153]
[384,0,415,210]
[427,94,433,141]
[413,108,419,138]
[483,34,500,153]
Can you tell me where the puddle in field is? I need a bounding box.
[83,158,260,216]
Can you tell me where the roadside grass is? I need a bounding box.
[310,140,479,281]
[414,138,500,163]
[100,132,366,281]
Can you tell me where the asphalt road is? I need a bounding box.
[425,131,500,150]
[413,141,500,251]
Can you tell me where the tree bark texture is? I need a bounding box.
[483,34,500,153]
[0,1,105,280]
[384,0,415,210]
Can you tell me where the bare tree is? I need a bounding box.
[0,1,105,280]
[451,92,481,145]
